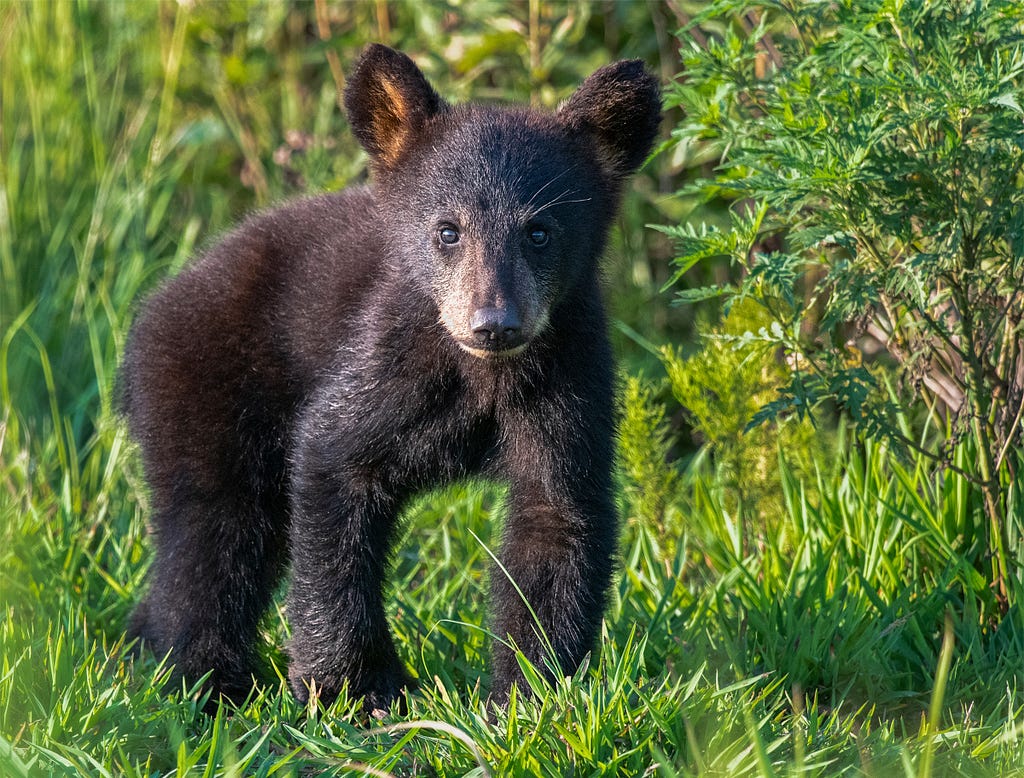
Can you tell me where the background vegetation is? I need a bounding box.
[2,1,1023,775]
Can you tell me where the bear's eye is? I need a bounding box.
[528,227,550,247]
[438,225,460,246]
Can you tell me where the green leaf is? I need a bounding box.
[673,285,736,305]
[990,92,1024,115]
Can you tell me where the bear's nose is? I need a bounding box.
[471,307,522,348]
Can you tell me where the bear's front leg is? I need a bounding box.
[286,426,413,713]
[489,406,618,702]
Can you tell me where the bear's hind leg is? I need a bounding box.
[131,483,289,703]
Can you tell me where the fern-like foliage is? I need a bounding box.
[664,0,1024,598]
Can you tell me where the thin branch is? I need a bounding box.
[865,321,964,411]
[995,391,1024,473]
[313,0,346,111]
[664,0,709,50]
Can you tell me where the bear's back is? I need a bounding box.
[118,186,387,492]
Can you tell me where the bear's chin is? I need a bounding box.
[455,341,530,360]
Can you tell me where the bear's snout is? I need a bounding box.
[470,306,523,350]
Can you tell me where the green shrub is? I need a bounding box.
[663,0,1024,603]
[660,300,828,553]
[618,374,682,562]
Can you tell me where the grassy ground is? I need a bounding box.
[3,3,1024,776]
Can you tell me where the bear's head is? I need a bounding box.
[345,44,661,359]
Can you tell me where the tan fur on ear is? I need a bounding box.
[369,77,411,167]
[345,45,447,170]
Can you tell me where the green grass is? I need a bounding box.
[4,3,1024,776]
[6,406,1024,776]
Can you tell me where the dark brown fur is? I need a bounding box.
[120,45,661,711]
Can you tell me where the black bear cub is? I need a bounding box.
[119,44,660,711]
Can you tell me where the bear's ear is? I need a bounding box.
[558,60,662,180]
[345,44,448,170]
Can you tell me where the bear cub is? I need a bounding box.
[119,44,661,711]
